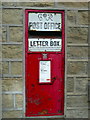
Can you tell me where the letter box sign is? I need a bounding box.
[28,12,62,31]
[25,9,65,117]
[29,38,62,51]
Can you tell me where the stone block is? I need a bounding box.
[16,2,54,7]
[2,45,22,59]
[2,110,23,118]
[67,61,88,75]
[67,77,74,92]
[2,94,13,109]
[0,44,2,59]
[9,27,23,42]
[2,27,7,42]
[67,46,88,59]
[0,27,1,42]
[11,61,22,75]
[89,102,90,109]
[2,61,9,74]
[66,109,88,118]
[0,8,1,25]
[89,109,90,118]
[88,81,90,102]
[2,2,54,7]
[0,62,2,74]
[2,9,23,24]
[2,2,88,8]
[15,94,23,108]
[67,27,88,43]
[75,78,88,93]
[67,10,77,26]
[67,95,88,107]
[78,11,88,25]
[57,2,88,8]
[0,32,1,43]
[2,78,23,91]
[2,2,17,7]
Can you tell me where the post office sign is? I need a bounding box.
[28,12,62,31]
[28,38,62,51]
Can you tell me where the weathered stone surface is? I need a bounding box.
[0,44,2,75]
[2,9,23,24]
[11,62,22,75]
[2,27,7,42]
[9,27,23,42]
[67,77,74,92]
[2,94,13,109]
[2,2,88,8]
[17,2,54,7]
[2,78,23,91]
[67,62,88,75]
[67,46,88,59]
[0,49,1,61]
[0,62,2,74]
[57,2,88,8]
[89,109,90,118]
[67,27,88,43]
[0,27,1,42]
[2,61,9,74]
[2,45,22,58]
[78,11,88,25]
[0,6,1,26]
[67,10,77,26]
[15,94,23,108]
[75,78,88,93]
[66,109,88,118]
[67,95,88,107]
[2,110,23,118]
[2,2,16,7]
[2,2,54,7]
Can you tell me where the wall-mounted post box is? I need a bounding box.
[25,9,65,117]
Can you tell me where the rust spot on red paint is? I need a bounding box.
[58,110,62,113]
[31,84,35,87]
[28,97,41,105]
[58,99,60,102]
[41,88,44,90]
[48,98,52,100]
[34,99,41,105]
[46,79,51,81]
[28,73,30,76]
[52,77,56,80]
[58,89,61,92]
[39,109,48,115]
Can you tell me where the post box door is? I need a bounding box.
[26,53,64,116]
[25,10,65,117]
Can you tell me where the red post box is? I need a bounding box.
[25,9,65,117]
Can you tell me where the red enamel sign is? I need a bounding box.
[25,9,65,117]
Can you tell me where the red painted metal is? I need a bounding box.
[25,9,65,117]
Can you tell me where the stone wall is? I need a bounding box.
[2,2,89,118]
